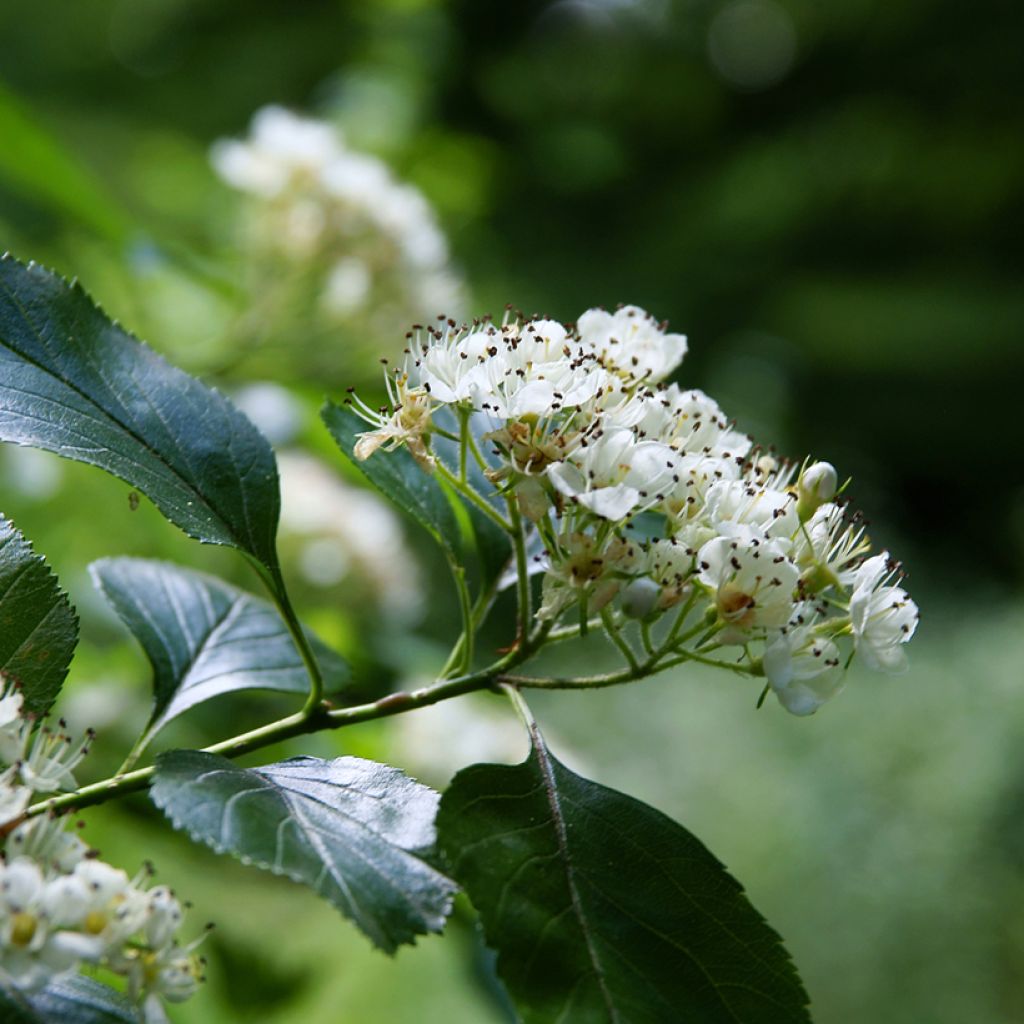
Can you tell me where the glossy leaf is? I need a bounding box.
[321,401,459,557]
[0,515,78,715]
[0,256,282,579]
[438,729,812,1024]
[0,975,139,1024]
[151,750,458,953]
[91,557,349,737]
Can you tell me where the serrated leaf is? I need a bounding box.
[151,750,458,953]
[0,256,282,580]
[0,515,78,715]
[0,974,140,1024]
[91,557,349,738]
[321,401,459,557]
[438,730,812,1024]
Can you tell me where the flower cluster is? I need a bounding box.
[350,304,919,715]
[212,105,463,332]
[0,683,203,1022]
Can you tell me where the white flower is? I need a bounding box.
[697,526,799,640]
[612,385,751,461]
[351,374,435,471]
[5,816,90,873]
[577,305,687,383]
[0,685,27,763]
[547,428,678,521]
[0,765,30,826]
[644,537,698,608]
[763,611,844,715]
[849,553,919,673]
[704,477,799,541]
[211,106,342,198]
[19,726,90,794]
[791,502,869,593]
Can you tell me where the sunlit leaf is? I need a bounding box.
[91,557,349,737]
[0,515,77,715]
[151,750,458,953]
[0,256,282,582]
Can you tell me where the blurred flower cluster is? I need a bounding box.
[0,681,202,1023]
[351,304,919,715]
[212,106,463,383]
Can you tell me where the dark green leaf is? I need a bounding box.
[151,750,458,953]
[0,256,281,579]
[438,730,812,1024]
[91,557,349,738]
[431,408,512,591]
[321,401,458,557]
[0,975,140,1024]
[0,515,78,715]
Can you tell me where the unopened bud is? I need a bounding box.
[620,578,660,619]
[797,461,837,520]
[515,477,549,523]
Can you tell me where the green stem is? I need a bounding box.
[434,460,512,532]
[457,406,470,483]
[25,620,555,820]
[447,561,475,676]
[601,608,639,671]
[640,620,656,658]
[252,563,325,716]
[506,495,532,642]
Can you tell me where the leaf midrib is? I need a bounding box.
[530,729,620,1024]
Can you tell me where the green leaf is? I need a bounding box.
[321,401,459,558]
[0,515,78,715]
[0,84,132,244]
[0,975,140,1024]
[431,409,512,591]
[438,730,812,1024]
[151,750,458,954]
[321,401,511,592]
[91,557,349,738]
[0,256,282,580]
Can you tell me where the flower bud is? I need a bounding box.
[797,461,837,521]
[620,578,660,620]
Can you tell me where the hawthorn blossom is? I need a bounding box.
[577,305,687,382]
[346,302,919,715]
[849,553,919,673]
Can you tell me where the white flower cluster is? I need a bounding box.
[351,304,919,715]
[212,105,463,321]
[0,684,203,1022]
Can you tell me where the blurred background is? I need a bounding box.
[1,0,1022,1020]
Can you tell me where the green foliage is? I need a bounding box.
[322,402,460,558]
[91,557,349,739]
[0,83,131,244]
[0,975,139,1024]
[438,729,811,1024]
[151,750,458,954]
[322,402,511,595]
[0,515,77,715]
[0,256,282,582]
